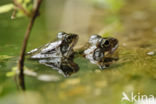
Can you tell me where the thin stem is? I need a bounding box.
[17,0,43,91]
[13,0,31,17]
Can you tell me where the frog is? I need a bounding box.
[84,34,119,69]
[27,32,79,77]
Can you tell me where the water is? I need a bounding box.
[0,0,156,104]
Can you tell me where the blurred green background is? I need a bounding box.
[0,0,156,104]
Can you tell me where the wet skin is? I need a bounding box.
[84,35,119,69]
[27,32,79,77]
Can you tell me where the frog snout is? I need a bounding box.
[112,38,118,45]
[72,34,79,39]
[72,34,79,43]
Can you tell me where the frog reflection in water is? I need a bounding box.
[27,32,79,77]
[84,35,119,69]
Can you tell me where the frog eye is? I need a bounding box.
[104,40,110,46]
[101,39,110,48]
[68,35,72,40]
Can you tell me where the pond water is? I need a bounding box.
[0,0,156,104]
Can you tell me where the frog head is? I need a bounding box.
[58,32,79,57]
[98,37,118,54]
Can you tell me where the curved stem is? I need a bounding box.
[17,0,43,91]
[13,0,31,17]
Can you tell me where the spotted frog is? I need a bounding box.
[84,35,119,69]
[27,32,79,77]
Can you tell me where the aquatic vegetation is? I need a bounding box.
[91,0,125,13]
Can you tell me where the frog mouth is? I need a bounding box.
[66,35,79,57]
[70,35,79,48]
[111,43,119,54]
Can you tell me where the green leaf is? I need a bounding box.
[106,0,124,13]
[91,0,124,13]
[6,71,16,77]
[0,55,13,61]
[6,66,18,77]
[102,32,113,37]
[16,0,22,3]
[24,0,31,4]
[16,10,25,18]
[0,4,14,14]
[23,0,33,13]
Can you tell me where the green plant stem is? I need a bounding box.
[13,0,30,17]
